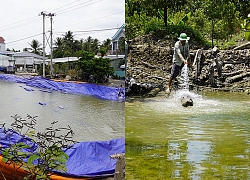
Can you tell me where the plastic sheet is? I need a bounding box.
[0,128,125,177]
[0,74,125,101]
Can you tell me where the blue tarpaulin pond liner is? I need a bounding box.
[0,128,125,177]
[0,74,125,101]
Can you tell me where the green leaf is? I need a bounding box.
[27,154,39,165]
[17,142,30,149]
[167,17,174,25]
[17,151,27,157]
[2,157,9,163]
[178,12,191,25]
[158,9,164,19]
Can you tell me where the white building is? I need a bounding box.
[0,37,6,52]
[14,51,46,72]
[111,24,125,55]
[0,37,15,73]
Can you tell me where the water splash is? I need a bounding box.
[179,64,189,91]
[174,64,203,101]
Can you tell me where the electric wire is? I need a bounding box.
[7,33,43,44]
[49,0,80,12]
[0,17,40,32]
[52,0,101,15]
[56,0,102,15]
[2,0,122,50]
[54,11,124,30]
[1,0,101,34]
[55,27,120,34]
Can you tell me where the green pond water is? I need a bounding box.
[126,90,250,180]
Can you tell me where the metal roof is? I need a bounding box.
[99,54,125,60]
[0,50,15,56]
[47,57,79,63]
[112,24,125,40]
[14,51,45,59]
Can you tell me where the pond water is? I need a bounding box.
[126,90,250,179]
[0,81,124,142]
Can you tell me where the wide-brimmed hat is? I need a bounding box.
[178,33,190,41]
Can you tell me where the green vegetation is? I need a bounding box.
[126,0,250,49]
[0,114,76,179]
[77,51,114,83]
[33,31,115,82]
[52,31,112,58]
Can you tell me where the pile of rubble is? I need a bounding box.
[126,34,250,97]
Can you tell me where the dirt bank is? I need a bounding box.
[126,34,250,97]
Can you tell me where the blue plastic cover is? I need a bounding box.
[62,137,125,177]
[0,128,125,177]
[0,74,125,101]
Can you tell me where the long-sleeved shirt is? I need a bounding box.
[172,41,190,66]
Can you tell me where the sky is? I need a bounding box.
[0,0,125,54]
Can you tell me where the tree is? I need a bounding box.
[102,38,112,51]
[232,0,250,18]
[63,31,74,56]
[26,39,42,55]
[53,37,64,58]
[137,0,188,26]
[202,0,240,45]
[77,51,114,83]
[221,2,240,40]
[99,38,112,56]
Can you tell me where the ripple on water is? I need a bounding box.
[144,90,248,115]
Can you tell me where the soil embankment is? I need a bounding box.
[126,34,250,97]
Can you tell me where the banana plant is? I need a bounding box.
[241,14,250,40]
[158,9,191,25]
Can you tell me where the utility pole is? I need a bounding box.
[40,11,46,78]
[39,12,55,78]
[48,13,55,77]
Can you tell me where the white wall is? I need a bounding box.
[0,43,6,52]
[0,54,11,67]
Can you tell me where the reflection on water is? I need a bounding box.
[126,90,250,179]
[0,81,124,142]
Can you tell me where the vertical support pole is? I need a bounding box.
[42,12,46,78]
[50,13,54,77]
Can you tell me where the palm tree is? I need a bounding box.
[91,38,100,54]
[53,37,64,58]
[63,31,74,56]
[83,36,93,52]
[27,39,42,55]
[54,37,63,48]
[103,38,112,51]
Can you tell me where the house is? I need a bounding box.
[111,24,125,55]
[0,38,15,73]
[0,37,6,52]
[14,51,46,72]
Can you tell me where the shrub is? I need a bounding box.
[0,114,76,179]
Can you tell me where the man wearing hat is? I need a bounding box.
[166,33,190,94]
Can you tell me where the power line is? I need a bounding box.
[7,26,121,47]
[49,0,80,12]
[7,33,43,44]
[54,27,120,34]
[55,11,124,30]
[0,0,102,34]
[0,17,40,32]
[53,0,98,15]
[2,2,123,50]
[56,0,102,15]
